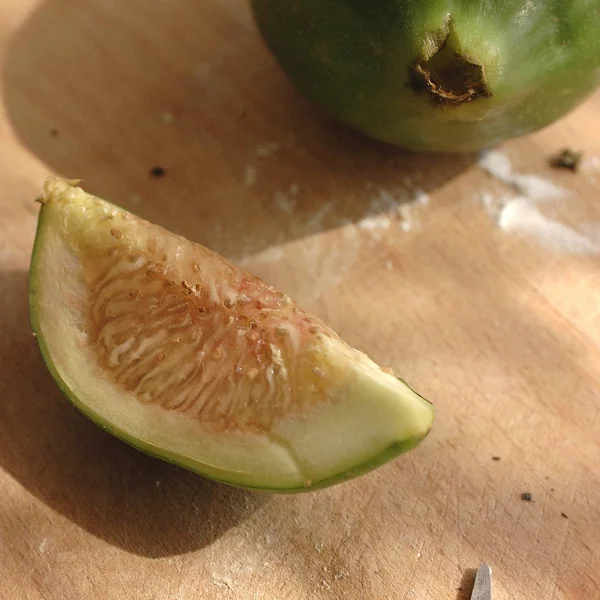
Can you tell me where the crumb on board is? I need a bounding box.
[521,492,533,502]
[492,456,501,461]
[150,166,166,178]
[561,512,568,519]
[161,111,176,124]
[550,149,583,172]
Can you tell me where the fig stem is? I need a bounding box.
[410,19,490,105]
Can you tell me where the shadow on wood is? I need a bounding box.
[2,0,474,262]
[456,567,477,600]
[0,270,266,558]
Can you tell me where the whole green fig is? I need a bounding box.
[252,0,600,152]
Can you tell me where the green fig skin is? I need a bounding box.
[251,0,600,152]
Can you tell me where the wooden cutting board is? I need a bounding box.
[1,1,599,598]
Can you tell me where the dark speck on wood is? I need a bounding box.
[150,166,166,178]
[550,148,582,172]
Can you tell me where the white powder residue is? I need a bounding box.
[357,213,394,240]
[476,149,599,255]
[368,186,405,213]
[353,185,425,241]
[413,190,430,206]
[256,142,280,158]
[478,150,513,183]
[376,188,399,209]
[39,538,48,553]
[274,184,299,214]
[480,191,500,216]
[274,190,295,214]
[478,150,567,200]
[396,203,416,232]
[498,198,599,255]
[243,165,257,187]
[358,214,392,232]
[305,201,333,233]
[511,174,566,201]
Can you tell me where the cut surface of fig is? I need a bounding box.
[29,178,434,492]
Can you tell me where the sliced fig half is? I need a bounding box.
[29,178,434,492]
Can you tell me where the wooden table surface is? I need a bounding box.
[1,1,599,599]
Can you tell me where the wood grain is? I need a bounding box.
[0,1,599,599]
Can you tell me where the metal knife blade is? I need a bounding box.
[470,564,492,600]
